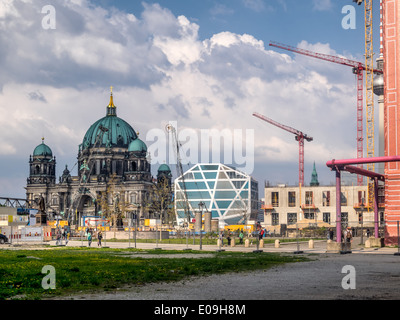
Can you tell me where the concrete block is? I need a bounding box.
[259,239,264,248]
[275,239,280,248]
[326,241,351,253]
[217,239,222,247]
[368,237,384,247]
[309,239,314,249]
[231,238,235,247]
[365,239,371,248]
[245,239,250,247]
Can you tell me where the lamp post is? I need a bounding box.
[198,201,205,250]
[359,198,365,245]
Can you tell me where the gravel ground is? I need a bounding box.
[56,252,400,300]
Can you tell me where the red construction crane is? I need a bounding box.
[253,112,313,187]
[269,41,383,186]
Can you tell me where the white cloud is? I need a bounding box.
[243,0,265,12]
[312,0,333,11]
[0,0,360,197]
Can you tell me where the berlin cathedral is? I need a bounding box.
[25,89,172,228]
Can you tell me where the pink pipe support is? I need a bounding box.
[327,155,400,241]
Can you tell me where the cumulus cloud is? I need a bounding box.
[0,0,359,197]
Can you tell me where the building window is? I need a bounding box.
[287,212,297,225]
[304,211,314,220]
[305,191,313,206]
[341,212,348,226]
[51,197,59,206]
[271,192,279,207]
[271,212,279,225]
[323,212,331,224]
[341,192,347,206]
[358,190,366,206]
[323,191,330,206]
[379,212,384,224]
[288,191,296,207]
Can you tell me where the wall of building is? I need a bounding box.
[383,0,400,245]
[263,185,382,230]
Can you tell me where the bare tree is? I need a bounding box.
[145,178,174,226]
[98,174,126,232]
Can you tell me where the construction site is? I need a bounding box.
[4,0,400,304]
[0,0,400,253]
[253,0,400,251]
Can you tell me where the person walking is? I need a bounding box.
[219,231,224,247]
[97,230,103,247]
[327,228,334,241]
[87,230,92,247]
[239,230,244,245]
[259,228,264,241]
[62,228,68,245]
[56,229,61,245]
[345,227,352,243]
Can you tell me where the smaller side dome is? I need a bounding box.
[128,138,147,153]
[33,138,53,157]
[158,164,171,172]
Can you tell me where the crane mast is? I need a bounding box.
[354,0,376,209]
[364,0,376,209]
[253,112,313,187]
[166,124,191,226]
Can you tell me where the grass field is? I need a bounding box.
[0,247,308,300]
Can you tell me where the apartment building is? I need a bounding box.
[262,184,385,230]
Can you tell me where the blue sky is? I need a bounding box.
[0,0,383,198]
[105,0,378,55]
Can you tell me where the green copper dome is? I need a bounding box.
[158,164,171,172]
[82,93,137,150]
[128,138,147,153]
[33,139,53,157]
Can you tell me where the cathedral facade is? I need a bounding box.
[25,91,171,228]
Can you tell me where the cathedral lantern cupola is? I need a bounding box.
[28,138,56,185]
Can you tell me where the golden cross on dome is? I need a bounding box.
[108,86,115,109]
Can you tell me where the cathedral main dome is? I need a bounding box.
[81,92,137,150]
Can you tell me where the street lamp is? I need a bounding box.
[198,201,205,250]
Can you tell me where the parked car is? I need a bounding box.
[0,234,9,244]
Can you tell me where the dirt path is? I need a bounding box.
[55,253,400,300]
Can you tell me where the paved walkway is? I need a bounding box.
[44,237,399,255]
[5,237,400,300]
[4,237,398,255]
[45,238,400,301]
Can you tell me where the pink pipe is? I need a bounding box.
[327,155,400,167]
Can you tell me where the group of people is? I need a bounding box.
[55,228,69,246]
[86,228,103,247]
[327,226,372,242]
[218,228,266,247]
[326,227,352,242]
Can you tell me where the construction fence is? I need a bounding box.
[0,226,52,244]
